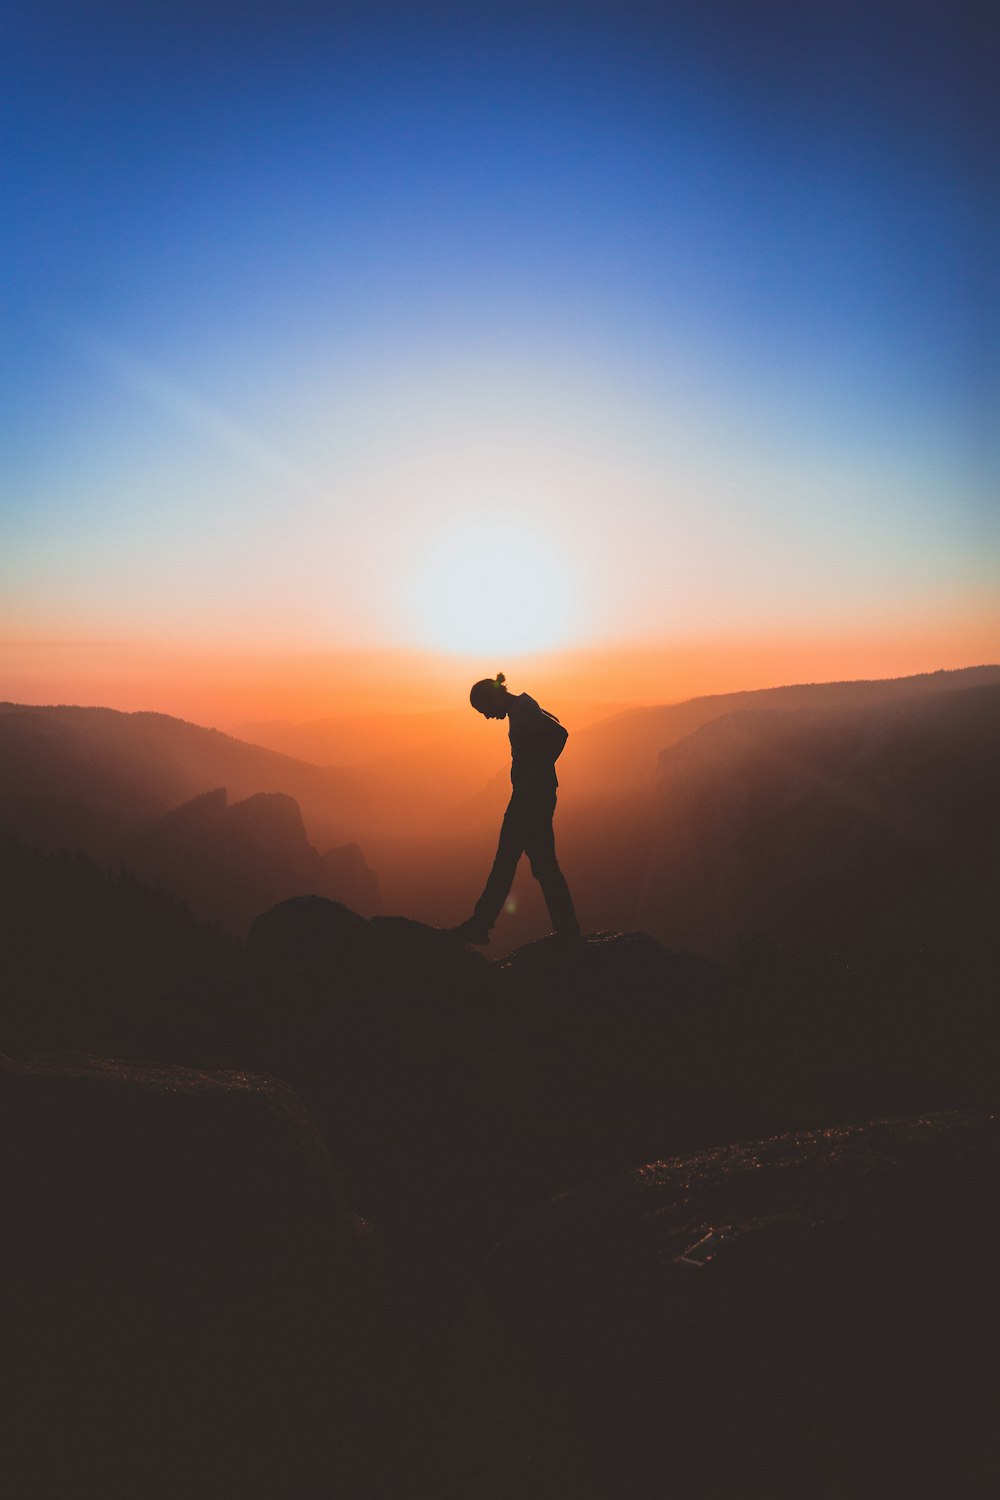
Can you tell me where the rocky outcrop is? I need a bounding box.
[0,1052,382,1499]
[127,788,381,933]
[247,898,500,1268]
[491,931,737,1183]
[320,839,380,912]
[466,1111,1000,1499]
[246,903,738,1273]
[4,879,994,1498]
[0,700,369,851]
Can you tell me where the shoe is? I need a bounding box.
[448,919,491,946]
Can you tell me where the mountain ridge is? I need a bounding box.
[0,700,369,853]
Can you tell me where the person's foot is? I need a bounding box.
[447,919,491,946]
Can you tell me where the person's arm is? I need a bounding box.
[542,711,569,761]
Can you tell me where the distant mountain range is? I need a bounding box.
[637,679,1000,959]
[552,664,1000,944]
[0,701,369,856]
[0,703,377,933]
[3,665,998,954]
[126,787,378,933]
[566,663,1000,793]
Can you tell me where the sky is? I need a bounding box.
[2,0,997,721]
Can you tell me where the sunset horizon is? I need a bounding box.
[4,631,999,732]
[4,3,996,729]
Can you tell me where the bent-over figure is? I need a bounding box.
[451,673,580,945]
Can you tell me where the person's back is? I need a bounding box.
[450,674,579,945]
[506,692,569,794]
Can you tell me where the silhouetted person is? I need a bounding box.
[451,673,580,945]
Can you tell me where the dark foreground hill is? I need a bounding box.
[244,897,997,1254]
[1,838,242,1060]
[468,1112,1000,1499]
[0,1053,384,1500]
[1,887,997,1496]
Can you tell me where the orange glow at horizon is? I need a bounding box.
[3,622,998,734]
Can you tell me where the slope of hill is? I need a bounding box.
[638,682,1000,960]
[538,664,1000,943]
[0,837,241,1060]
[566,664,1000,795]
[0,702,369,855]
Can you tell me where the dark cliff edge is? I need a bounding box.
[1,884,996,1496]
[0,1052,384,1499]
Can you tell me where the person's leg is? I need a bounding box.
[523,793,581,937]
[469,796,528,932]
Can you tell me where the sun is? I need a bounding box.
[408,518,576,656]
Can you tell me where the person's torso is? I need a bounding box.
[507,693,566,791]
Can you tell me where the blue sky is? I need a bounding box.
[2,0,996,672]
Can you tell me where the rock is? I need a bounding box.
[0,1052,383,1499]
[246,907,750,1277]
[320,840,381,913]
[248,891,375,989]
[491,931,738,1184]
[127,790,381,934]
[465,1111,1000,1499]
[246,898,493,1036]
[222,786,316,855]
[145,782,229,839]
[246,898,501,1270]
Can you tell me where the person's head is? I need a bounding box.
[470,672,509,719]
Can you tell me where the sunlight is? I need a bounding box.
[408,518,576,656]
[70,325,321,497]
